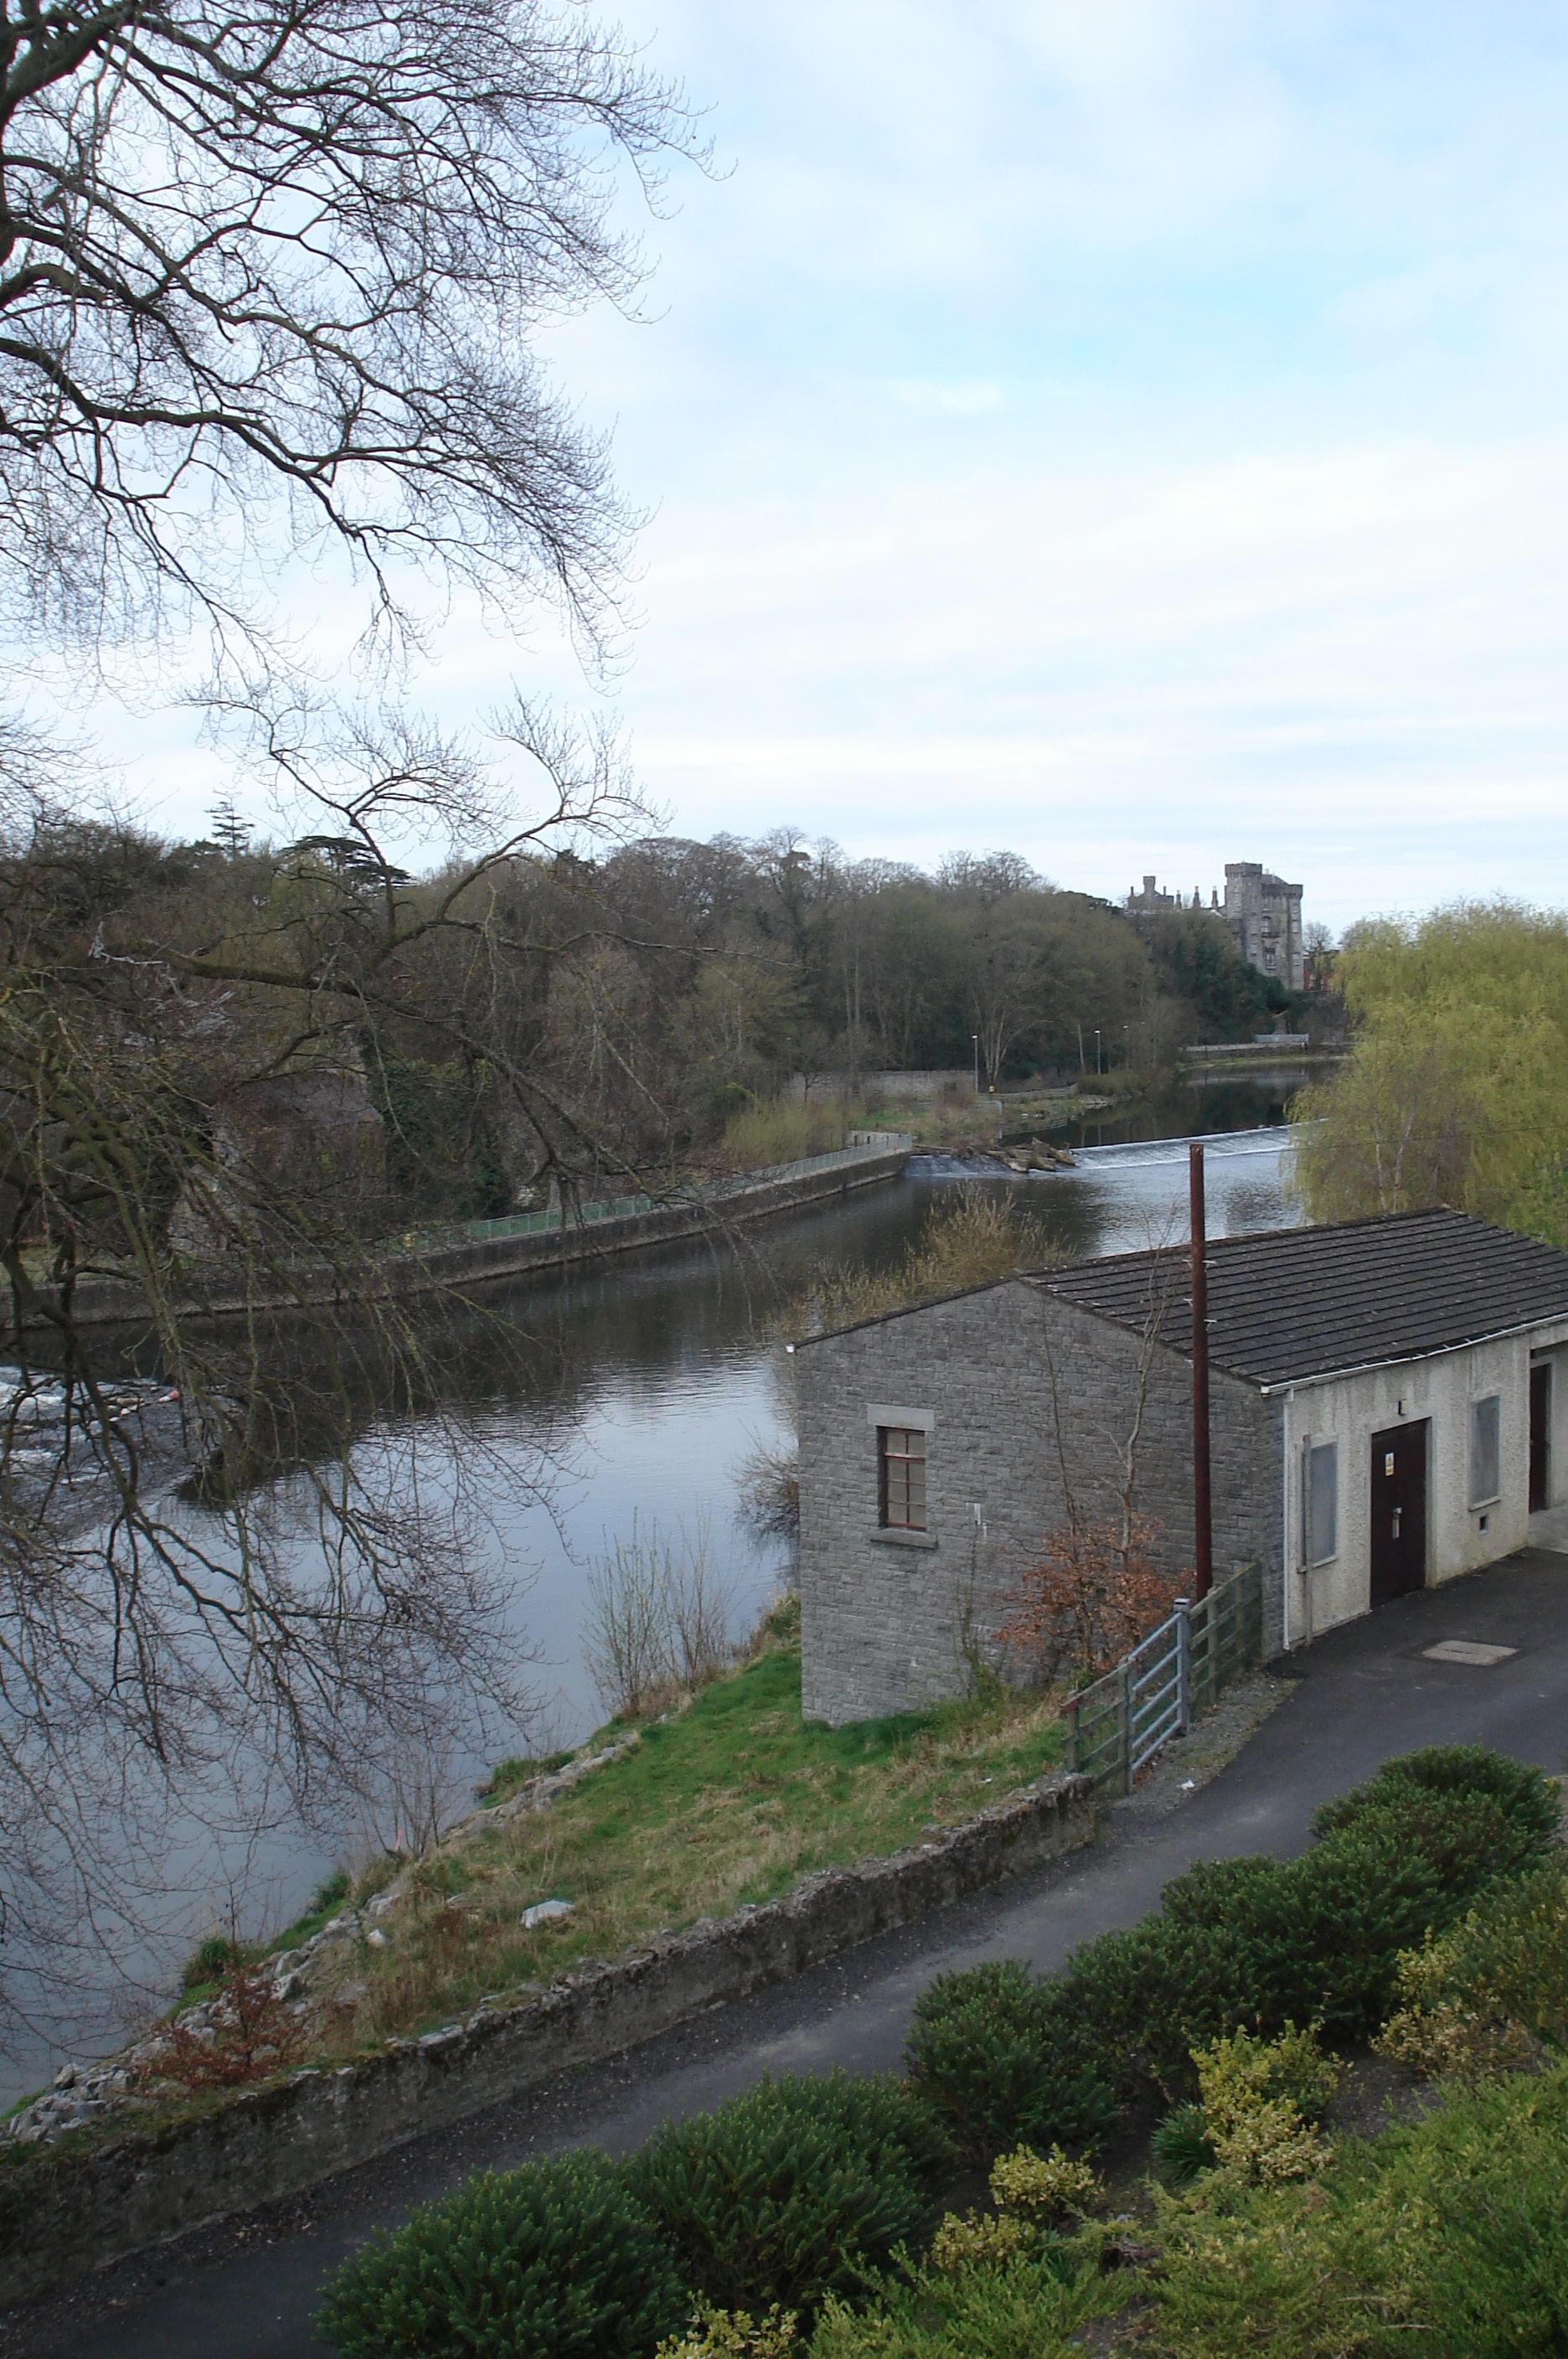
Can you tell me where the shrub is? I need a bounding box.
[1195,2023,1338,2128]
[1313,1744,1561,1865]
[1150,2103,1216,2186]
[1153,2064,1568,2359]
[655,2304,799,2357]
[630,2072,951,2315]
[905,1746,1559,2147]
[811,2245,1127,2359]
[988,2141,1104,2222]
[929,2210,1036,2272]
[904,1960,1118,2158]
[316,2154,687,2359]
[1055,1860,1296,2095]
[1257,1816,1452,2037]
[1193,2027,1334,2186]
[1379,1860,1568,2080]
[150,1969,307,2091]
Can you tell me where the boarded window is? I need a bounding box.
[878,1426,927,1531]
[1304,1439,1338,1565]
[1470,1395,1501,1506]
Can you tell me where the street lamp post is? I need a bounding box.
[1094,1028,1102,1076]
[972,1035,980,1096]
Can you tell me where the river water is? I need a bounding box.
[453,1105,1301,1753]
[2,1084,1302,2098]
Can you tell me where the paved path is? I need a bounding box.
[8,1550,1568,2359]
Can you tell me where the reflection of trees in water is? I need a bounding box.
[1065,1076,1291,1149]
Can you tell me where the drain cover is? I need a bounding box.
[1421,1639,1518,1666]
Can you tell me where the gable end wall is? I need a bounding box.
[797,1282,1282,1725]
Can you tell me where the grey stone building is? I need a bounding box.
[1123,861,1306,992]
[1223,863,1304,990]
[795,1210,1568,1725]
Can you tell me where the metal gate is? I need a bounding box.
[1061,1561,1265,1794]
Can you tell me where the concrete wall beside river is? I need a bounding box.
[29,1144,913,1328]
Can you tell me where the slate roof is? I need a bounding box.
[1029,1207,1568,1391]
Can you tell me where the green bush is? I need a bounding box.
[1153,2063,1568,2359]
[316,2154,686,2359]
[631,2072,951,2315]
[810,2245,1126,2359]
[1313,1744,1561,1864]
[1150,2103,1215,2186]
[904,1960,1119,2159]
[906,1747,1561,2143]
[1056,1857,1297,2095]
[181,1933,240,1989]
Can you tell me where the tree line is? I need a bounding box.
[1292,900,1568,1245]
[18,819,1308,1248]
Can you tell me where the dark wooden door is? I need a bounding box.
[1369,1421,1428,1606]
[1531,1361,1552,1512]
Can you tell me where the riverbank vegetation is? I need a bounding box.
[1292,900,1568,1244]
[781,1187,1060,1344]
[259,1602,1065,2057]
[315,1743,1568,2357]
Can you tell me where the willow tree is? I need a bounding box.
[0,0,701,2049]
[1290,903,1568,1239]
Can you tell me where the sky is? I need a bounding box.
[62,2,1568,935]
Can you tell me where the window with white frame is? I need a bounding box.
[1469,1394,1501,1507]
[1303,1438,1338,1565]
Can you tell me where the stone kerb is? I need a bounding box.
[0,1768,1093,2310]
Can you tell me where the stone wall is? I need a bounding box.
[797,1279,1283,1725]
[23,1149,910,1329]
[0,1770,1092,2310]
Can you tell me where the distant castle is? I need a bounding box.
[1125,861,1304,992]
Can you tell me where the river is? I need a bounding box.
[1,1084,1301,2098]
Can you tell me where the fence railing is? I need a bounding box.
[1060,1561,1265,1795]
[382,1138,914,1261]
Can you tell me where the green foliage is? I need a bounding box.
[1151,2103,1217,2186]
[630,2073,952,2316]
[904,1959,1120,2160]
[478,1750,576,1808]
[905,1747,1560,2148]
[1313,1742,1562,1861]
[785,1188,1058,1340]
[657,2303,801,2358]
[1153,2065,1568,2359]
[1380,1860,1568,2079]
[1290,900,1568,1231]
[809,2244,1127,2359]
[316,2153,686,2359]
[1196,2024,1338,2130]
[1190,2027,1335,2186]
[181,1933,240,1989]
[1140,906,1293,1041]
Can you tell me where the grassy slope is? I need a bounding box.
[328,1617,1065,2051]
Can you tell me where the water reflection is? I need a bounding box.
[1,1118,1297,2098]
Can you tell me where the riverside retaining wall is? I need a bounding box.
[26,1147,910,1329]
[0,1768,1092,2309]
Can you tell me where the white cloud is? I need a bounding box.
[53,2,1568,947]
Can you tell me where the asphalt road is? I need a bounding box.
[9,1547,1568,2359]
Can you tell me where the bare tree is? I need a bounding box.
[581,1515,733,1722]
[0,0,712,2060]
[0,0,700,671]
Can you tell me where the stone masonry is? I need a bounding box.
[797,1277,1282,1726]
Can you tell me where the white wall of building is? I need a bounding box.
[1279,1320,1568,1644]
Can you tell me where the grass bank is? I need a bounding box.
[308,1606,1065,2054]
